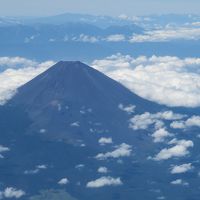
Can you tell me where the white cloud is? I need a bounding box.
[98,167,108,174]
[36,165,47,169]
[170,121,186,129]
[105,34,125,42]
[118,104,135,114]
[92,54,200,107]
[39,129,46,133]
[95,143,132,160]
[0,57,54,105]
[152,128,173,143]
[0,145,10,158]
[129,111,185,130]
[171,115,200,129]
[130,27,200,43]
[171,163,193,174]
[185,116,200,127]
[129,112,158,130]
[58,178,69,185]
[70,122,80,127]
[24,164,47,175]
[24,35,37,43]
[0,187,25,199]
[0,57,36,69]
[154,139,194,161]
[86,176,122,188]
[171,179,189,186]
[98,137,113,145]
[72,34,98,43]
[192,22,200,26]
[75,164,85,169]
[0,145,10,153]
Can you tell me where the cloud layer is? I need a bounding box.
[1,55,200,108]
[0,57,54,105]
[92,54,200,107]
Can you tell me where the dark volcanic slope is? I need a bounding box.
[9,61,161,143]
[0,61,199,200]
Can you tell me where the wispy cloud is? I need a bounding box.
[130,27,200,43]
[105,34,126,42]
[171,179,189,186]
[72,34,99,43]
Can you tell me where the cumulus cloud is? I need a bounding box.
[118,104,136,114]
[0,57,54,105]
[154,139,194,161]
[86,176,122,188]
[171,163,193,174]
[0,187,25,199]
[37,165,47,169]
[58,178,69,185]
[98,167,108,174]
[129,111,185,130]
[171,115,200,129]
[92,54,200,107]
[185,116,200,127]
[130,27,200,43]
[95,143,132,160]
[170,121,186,129]
[152,128,173,143]
[0,145,10,158]
[98,137,113,145]
[129,112,160,130]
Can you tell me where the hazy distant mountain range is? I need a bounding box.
[1,13,200,62]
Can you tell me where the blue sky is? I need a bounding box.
[0,0,200,17]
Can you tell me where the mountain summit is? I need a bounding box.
[11,60,156,108]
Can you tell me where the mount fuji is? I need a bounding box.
[0,61,199,200]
